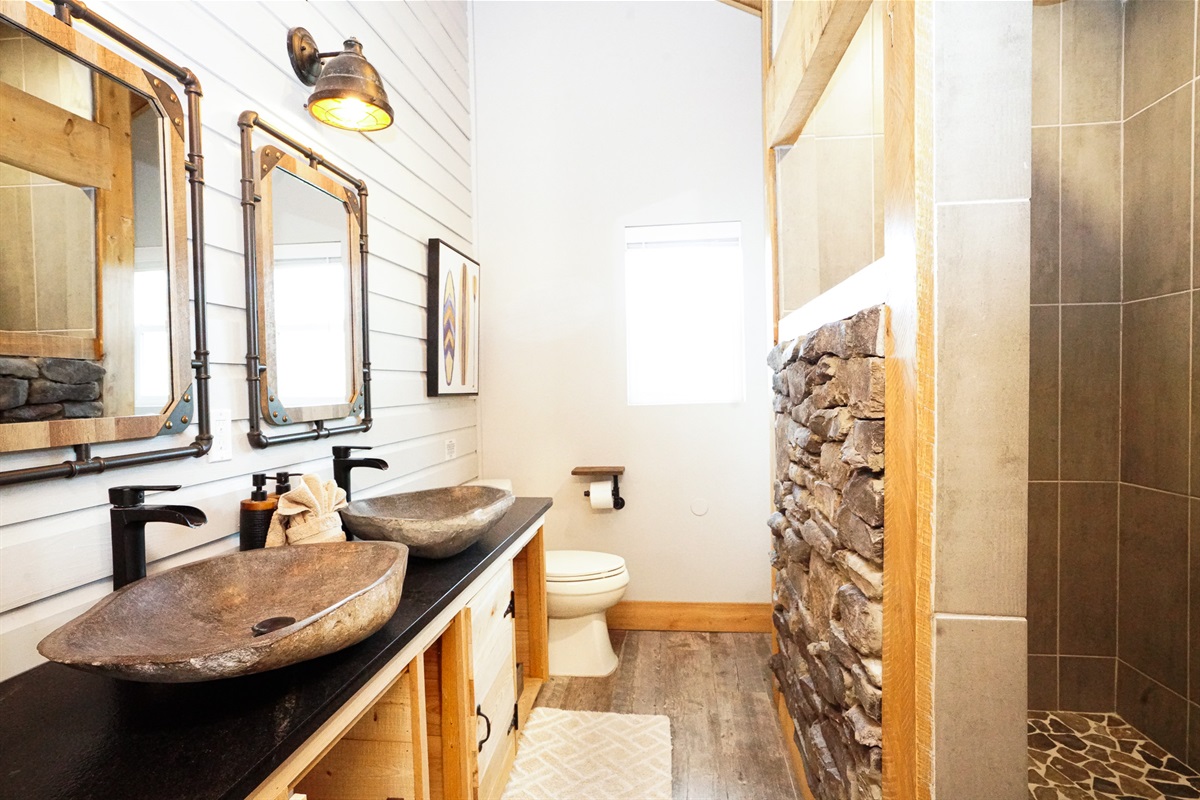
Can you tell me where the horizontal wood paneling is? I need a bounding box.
[0,0,478,681]
[369,2,469,111]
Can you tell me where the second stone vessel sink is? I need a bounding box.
[37,541,408,682]
[340,486,515,559]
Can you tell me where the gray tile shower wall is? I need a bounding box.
[1028,0,1199,769]
[1118,485,1189,696]
[1193,300,1199,495]
[1027,0,1124,716]
[1118,661,1189,761]
[1120,294,1191,494]
[1058,483,1117,657]
[1060,124,1121,304]
[1030,129,1060,305]
[1123,85,1192,302]
[1123,0,1195,117]
[1059,305,1120,480]
[1113,0,1197,767]
[1027,484,1058,660]
[1060,0,1122,125]
[1056,656,1115,713]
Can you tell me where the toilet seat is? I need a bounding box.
[546,550,626,582]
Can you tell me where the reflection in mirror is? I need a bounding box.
[269,168,351,408]
[775,0,884,317]
[0,16,172,424]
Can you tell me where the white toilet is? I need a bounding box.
[545,550,629,677]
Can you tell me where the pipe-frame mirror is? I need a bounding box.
[254,149,364,427]
[239,112,371,448]
[0,0,210,485]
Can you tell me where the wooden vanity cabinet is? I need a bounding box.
[469,564,518,799]
[293,659,430,800]
[428,527,549,800]
[511,529,549,730]
[253,526,548,800]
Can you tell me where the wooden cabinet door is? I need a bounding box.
[467,565,517,800]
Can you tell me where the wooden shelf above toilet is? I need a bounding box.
[571,466,625,476]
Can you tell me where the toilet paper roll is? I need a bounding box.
[588,481,614,510]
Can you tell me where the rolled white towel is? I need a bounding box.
[265,474,348,547]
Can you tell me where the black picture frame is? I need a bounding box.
[426,238,480,397]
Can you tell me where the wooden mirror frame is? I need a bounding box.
[0,0,211,486]
[239,111,372,449]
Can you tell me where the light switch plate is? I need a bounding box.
[209,409,232,463]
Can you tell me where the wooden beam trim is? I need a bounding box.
[913,0,936,791]
[0,82,112,190]
[878,0,933,797]
[765,0,872,147]
[762,0,782,343]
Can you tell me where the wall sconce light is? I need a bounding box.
[286,27,394,132]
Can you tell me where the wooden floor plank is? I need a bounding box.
[735,632,775,694]
[534,630,798,800]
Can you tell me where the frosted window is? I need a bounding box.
[624,222,745,406]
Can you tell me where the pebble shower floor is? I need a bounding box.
[1028,711,1200,799]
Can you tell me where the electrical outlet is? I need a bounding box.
[209,409,232,463]
[444,438,457,461]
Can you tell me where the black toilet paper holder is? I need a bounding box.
[572,466,626,510]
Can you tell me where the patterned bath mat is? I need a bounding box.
[501,708,672,800]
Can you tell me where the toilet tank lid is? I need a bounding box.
[545,550,626,580]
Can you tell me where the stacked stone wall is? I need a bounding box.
[0,356,105,422]
[766,306,886,800]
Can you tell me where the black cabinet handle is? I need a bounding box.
[477,705,492,752]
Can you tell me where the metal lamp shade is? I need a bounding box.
[306,40,393,132]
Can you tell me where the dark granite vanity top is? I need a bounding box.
[0,497,552,800]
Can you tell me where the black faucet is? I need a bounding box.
[332,446,388,503]
[109,485,207,590]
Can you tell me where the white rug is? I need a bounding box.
[501,708,672,800]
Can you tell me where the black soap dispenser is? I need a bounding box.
[272,472,299,498]
[239,473,274,551]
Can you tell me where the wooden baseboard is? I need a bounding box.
[606,601,772,633]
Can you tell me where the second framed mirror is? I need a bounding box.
[240,112,371,447]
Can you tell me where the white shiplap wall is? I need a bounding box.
[0,0,479,680]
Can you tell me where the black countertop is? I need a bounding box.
[0,497,552,800]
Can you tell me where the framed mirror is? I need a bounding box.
[0,1,209,484]
[240,112,370,447]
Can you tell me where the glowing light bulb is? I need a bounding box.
[309,96,392,132]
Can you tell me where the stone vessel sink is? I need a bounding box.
[37,541,408,683]
[340,486,515,559]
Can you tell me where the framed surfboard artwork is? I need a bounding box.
[426,238,480,396]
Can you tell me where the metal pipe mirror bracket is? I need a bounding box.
[0,1,211,487]
[238,111,373,449]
